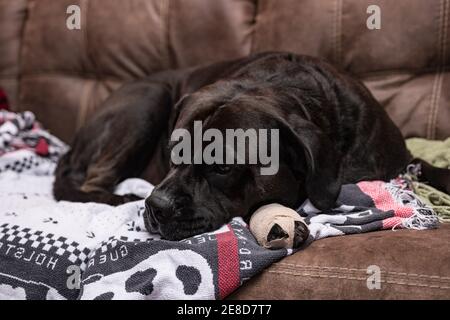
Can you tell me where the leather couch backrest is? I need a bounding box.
[0,0,449,142]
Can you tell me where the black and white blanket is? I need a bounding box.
[0,111,439,300]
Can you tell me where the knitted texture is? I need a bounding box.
[406,137,450,222]
[406,137,450,169]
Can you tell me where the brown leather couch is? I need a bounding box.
[1,0,449,299]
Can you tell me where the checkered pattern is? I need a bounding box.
[0,155,41,174]
[99,236,119,253]
[119,236,148,242]
[0,223,91,267]
[0,110,67,160]
[90,236,149,258]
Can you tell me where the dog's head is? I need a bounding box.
[144,81,341,240]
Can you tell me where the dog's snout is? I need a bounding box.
[146,191,174,224]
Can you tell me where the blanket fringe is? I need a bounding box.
[390,180,440,230]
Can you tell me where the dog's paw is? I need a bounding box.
[267,223,289,243]
[293,220,310,248]
[266,220,310,249]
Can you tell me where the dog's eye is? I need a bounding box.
[213,164,232,175]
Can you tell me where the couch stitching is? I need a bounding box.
[76,80,95,130]
[333,0,343,66]
[0,77,19,82]
[426,1,440,139]
[17,0,34,110]
[19,72,127,82]
[427,0,446,139]
[15,0,30,111]
[14,67,450,82]
[430,0,449,138]
[77,0,92,131]
[430,70,444,139]
[445,0,449,66]
[269,269,366,281]
[271,270,450,289]
[278,263,362,273]
[274,265,450,282]
[358,66,450,80]
[276,262,450,280]
[160,0,170,69]
[267,270,450,289]
[249,0,260,55]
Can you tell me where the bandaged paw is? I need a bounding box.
[249,203,309,249]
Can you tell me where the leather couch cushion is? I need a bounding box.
[229,224,450,299]
[169,0,255,68]
[0,0,449,300]
[1,0,448,142]
[0,0,28,108]
[253,0,450,140]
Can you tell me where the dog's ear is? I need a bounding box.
[171,84,235,131]
[280,115,342,210]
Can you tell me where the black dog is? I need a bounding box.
[54,52,450,240]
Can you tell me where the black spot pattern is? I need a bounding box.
[93,292,114,300]
[125,268,157,296]
[83,275,103,285]
[176,265,201,295]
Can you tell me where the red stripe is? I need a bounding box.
[382,216,404,229]
[216,226,240,299]
[357,181,413,218]
[35,138,49,156]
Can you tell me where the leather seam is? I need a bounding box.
[19,72,125,82]
[76,81,95,130]
[18,0,34,109]
[0,75,22,79]
[15,0,31,110]
[359,67,450,80]
[160,0,171,69]
[77,0,92,130]
[267,270,450,289]
[276,262,450,280]
[17,68,450,83]
[427,0,446,139]
[429,70,444,139]
[249,0,260,54]
[333,0,343,65]
[430,0,448,138]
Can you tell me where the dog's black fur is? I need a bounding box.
[54,52,450,240]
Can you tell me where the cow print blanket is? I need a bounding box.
[0,111,440,300]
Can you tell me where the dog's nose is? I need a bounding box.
[146,191,174,224]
